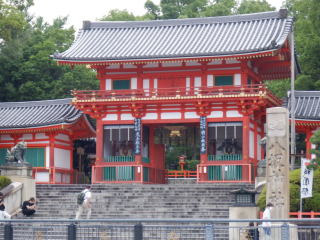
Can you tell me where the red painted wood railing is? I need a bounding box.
[166,170,197,178]
[71,84,281,105]
[260,211,320,219]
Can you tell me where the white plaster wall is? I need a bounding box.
[234,73,241,86]
[106,79,112,90]
[207,75,214,87]
[142,113,158,120]
[108,64,119,69]
[0,135,13,141]
[46,147,50,168]
[185,112,199,119]
[249,131,254,158]
[257,135,261,161]
[186,77,190,90]
[56,134,70,141]
[131,77,137,89]
[153,78,158,89]
[161,112,182,119]
[144,63,158,68]
[121,114,134,120]
[208,60,222,65]
[103,114,118,121]
[185,61,201,66]
[35,133,48,139]
[194,77,201,87]
[22,134,32,140]
[54,148,71,169]
[208,111,223,118]
[226,59,240,64]
[36,172,49,182]
[162,62,182,67]
[226,110,242,117]
[123,64,136,68]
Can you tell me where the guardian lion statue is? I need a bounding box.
[6,141,27,163]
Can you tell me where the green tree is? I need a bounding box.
[0,16,98,101]
[100,9,138,21]
[237,0,275,14]
[265,79,290,99]
[286,0,320,91]
[257,169,320,212]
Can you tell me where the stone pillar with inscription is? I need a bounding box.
[266,107,289,219]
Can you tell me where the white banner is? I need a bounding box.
[301,158,313,199]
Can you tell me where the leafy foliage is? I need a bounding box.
[258,169,320,212]
[0,176,11,190]
[307,130,320,170]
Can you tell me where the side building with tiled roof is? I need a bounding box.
[286,91,320,160]
[53,9,296,184]
[0,98,95,184]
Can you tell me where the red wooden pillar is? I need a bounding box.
[242,115,250,164]
[305,128,313,159]
[48,133,56,184]
[94,120,104,183]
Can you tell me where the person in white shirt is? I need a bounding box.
[262,203,273,240]
[75,186,92,219]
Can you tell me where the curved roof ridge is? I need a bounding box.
[86,10,285,29]
[0,98,72,108]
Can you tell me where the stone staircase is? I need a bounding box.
[8,183,254,239]
[34,183,253,219]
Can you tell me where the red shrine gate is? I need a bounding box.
[73,84,280,184]
[54,10,295,184]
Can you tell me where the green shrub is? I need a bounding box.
[257,169,320,212]
[0,176,11,190]
[186,160,199,171]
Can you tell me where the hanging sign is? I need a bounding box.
[134,118,141,155]
[300,158,313,199]
[200,116,207,154]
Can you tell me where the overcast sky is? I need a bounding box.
[30,0,284,30]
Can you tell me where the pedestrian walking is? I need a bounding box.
[262,203,273,240]
[75,185,92,219]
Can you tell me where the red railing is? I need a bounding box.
[71,85,281,105]
[197,163,253,183]
[166,170,197,178]
[32,167,88,184]
[91,164,166,184]
[260,211,320,219]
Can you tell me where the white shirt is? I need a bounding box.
[83,189,92,205]
[262,207,271,227]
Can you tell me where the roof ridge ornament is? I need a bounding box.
[83,21,91,30]
[279,9,288,19]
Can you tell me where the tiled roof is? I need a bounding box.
[286,91,320,120]
[0,99,84,130]
[54,10,293,62]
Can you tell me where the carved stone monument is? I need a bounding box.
[266,107,289,218]
[0,142,35,201]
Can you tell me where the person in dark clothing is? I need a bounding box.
[248,222,260,240]
[22,197,36,217]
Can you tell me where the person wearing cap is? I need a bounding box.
[75,185,92,219]
[262,203,273,240]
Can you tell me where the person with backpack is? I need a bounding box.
[75,185,92,219]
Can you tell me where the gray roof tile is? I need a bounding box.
[286,91,320,120]
[0,99,83,130]
[54,10,293,62]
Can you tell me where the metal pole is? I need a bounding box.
[290,31,296,171]
[4,223,13,240]
[67,223,77,240]
[134,223,143,240]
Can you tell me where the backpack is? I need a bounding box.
[77,191,85,205]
